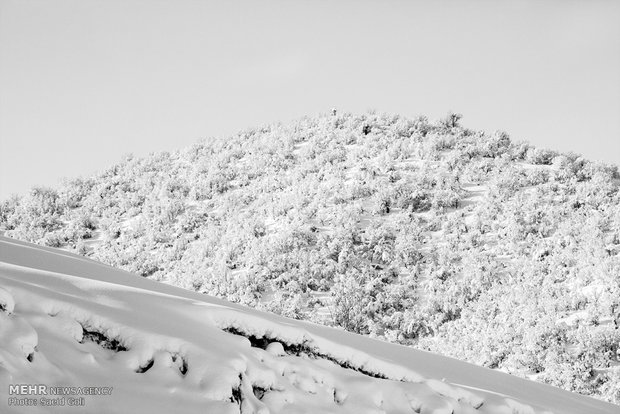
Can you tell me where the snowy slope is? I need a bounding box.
[0,236,616,414]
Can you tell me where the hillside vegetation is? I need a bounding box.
[2,112,620,403]
[6,236,618,414]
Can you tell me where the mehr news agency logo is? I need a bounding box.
[7,384,113,407]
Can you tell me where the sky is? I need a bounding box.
[1,0,619,200]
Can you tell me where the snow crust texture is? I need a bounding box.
[0,236,617,413]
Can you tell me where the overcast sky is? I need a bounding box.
[1,0,619,200]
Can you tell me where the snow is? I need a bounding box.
[0,287,15,314]
[0,236,617,413]
[557,310,591,327]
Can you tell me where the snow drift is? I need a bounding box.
[0,236,616,413]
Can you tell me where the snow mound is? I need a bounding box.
[0,236,616,413]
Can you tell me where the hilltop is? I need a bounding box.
[1,112,619,403]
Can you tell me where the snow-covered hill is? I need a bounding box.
[2,112,620,404]
[0,236,616,413]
